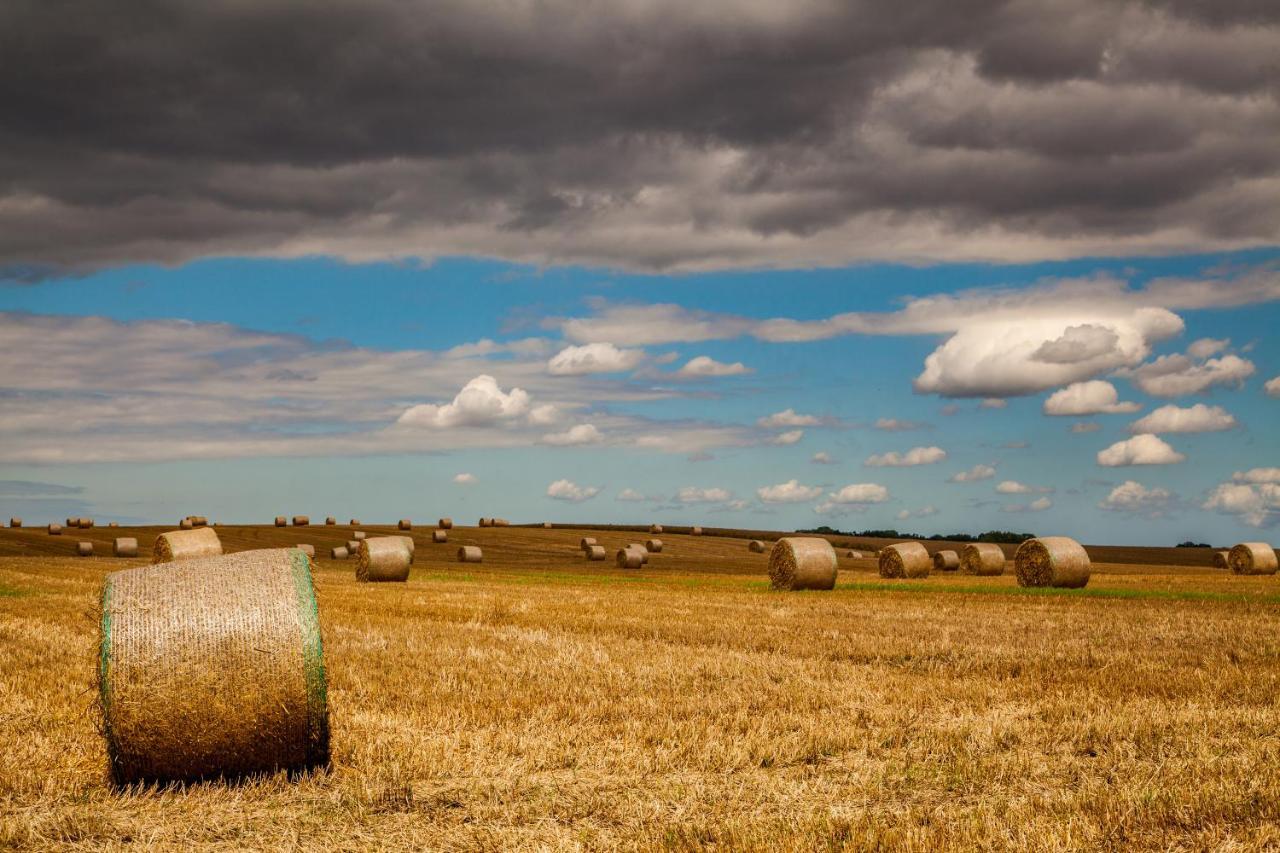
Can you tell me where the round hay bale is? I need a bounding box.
[179,518,194,530]
[580,537,598,550]
[190,516,208,528]
[768,538,837,590]
[457,546,483,563]
[1227,542,1278,575]
[645,538,663,553]
[845,550,863,559]
[585,545,606,561]
[478,517,490,527]
[292,516,309,527]
[650,524,663,534]
[543,522,553,529]
[9,517,21,528]
[98,547,329,786]
[330,546,349,560]
[78,541,94,557]
[48,523,62,535]
[438,518,453,530]
[346,539,361,553]
[325,517,336,526]
[274,517,287,527]
[349,518,360,525]
[616,548,644,569]
[626,544,649,564]
[748,540,766,553]
[960,543,1006,576]
[80,518,94,529]
[113,538,138,558]
[933,550,960,572]
[1213,550,1230,569]
[296,544,315,558]
[153,527,223,564]
[108,522,119,528]
[879,542,931,579]
[398,519,412,531]
[357,537,411,582]
[352,530,367,540]
[691,526,703,536]
[1014,537,1090,588]
[394,534,415,564]
[494,518,510,527]
[432,530,448,543]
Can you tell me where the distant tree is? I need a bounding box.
[1175,541,1211,548]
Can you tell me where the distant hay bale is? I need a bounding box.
[960,543,1006,576]
[1227,542,1278,575]
[78,541,94,557]
[349,519,360,525]
[438,518,453,530]
[292,516,309,527]
[352,531,367,540]
[691,526,702,536]
[189,516,208,528]
[108,522,119,528]
[879,542,931,579]
[645,538,663,553]
[1014,537,1091,588]
[650,524,663,534]
[346,540,361,553]
[748,540,766,553]
[97,547,329,786]
[768,538,837,590]
[478,518,491,527]
[616,548,644,569]
[494,518,510,527]
[457,546,483,563]
[79,518,94,529]
[933,550,960,572]
[179,518,194,530]
[113,538,138,558]
[1213,550,1230,569]
[543,522,553,529]
[153,527,223,564]
[330,546,349,560]
[296,544,315,558]
[325,517,336,526]
[845,550,863,559]
[274,517,287,527]
[48,523,62,535]
[580,537,597,550]
[432,530,448,543]
[398,519,411,531]
[9,517,21,528]
[357,537,411,582]
[585,545,606,561]
[626,544,649,564]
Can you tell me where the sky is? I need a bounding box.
[1,1,1278,543]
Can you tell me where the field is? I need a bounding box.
[2,524,1279,850]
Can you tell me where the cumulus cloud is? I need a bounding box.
[1002,496,1053,513]
[994,480,1049,494]
[865,446,947,467]
[1097,433,1186,466]
[769,429,805,446]
[757,409,822,428]
[1264,376,1280,397]
[1098,480,1175,516]
[1186,337,1230,360]
[949,463,996,482]
[541,423,604,446]
[1043,380,1141,416]
[674,356,751,378]
[453,472,477,485]
[546,479,599,502]
[815,482,890,514]
[811,451,835,465]
[674,486,732,503]
[1128,403,1236,434]
[875,418,927,431]
[616,488,649,502]
[757,480,823,503]
[1233,468,1280,484]
[1203,482,1280,528]
[547,343,644,375]
[1128,353,1255,397]
[398,375,531,427]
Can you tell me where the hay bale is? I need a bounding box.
[845,550,863,559]
[274,517,287,527]
[357,537,411,582]
[748,540,766,553]
[650,524,663,534]
[346,539,361,553]
[325,517,336,526]
[1227,542,1278,575]
[1014,537,1091,588]
[113,538,138,558]
[9,517,21,528]
[879,542,931,579]
[349,519,361,525]
[190,516,208,527]
[768,537,837,590]
[438,518,453,530]
[330,546,349,560]
[494,518,510,527]
[585,545,606,561]
[478,517,490,527]
[616,548,644,569]
[543,522,553,529]
[394,534,415,564]
[1213,550,1230,569]
[626,544,649,564]
[398,519,412,531]
[353,531,367,540]
[48,523,62,535]
[580,537,598,550]
[960,543,1005,576]
[108,522,119,528]
[179,518,194,530]
[78,541,94,557]
[645,538,664,553]
[153,527,223,564]
[933,550,960,572]
[292,516,309,527]
[691,526,702,536]
[432,530,447,543]
[79,518,94,529]
[296,544,315,558]
[457,546,483,563]
[97,547,329,786]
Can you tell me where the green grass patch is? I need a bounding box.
[0,584,29,598]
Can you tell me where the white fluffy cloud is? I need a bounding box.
[757,409,821,428]
[769,429,805,446]
[896,505,938,521]
[815,482,891,514]
[453,472,477,485]
[1186,338,1229,360]
[675,486,732,503]
[1234,468,1280,484]
[1265,376,1280,397]
[1002,496,1053,513]
[875,418,926,431]
[398,375,531,428]
[995,480,1041,494]
[1203,482,1280,528]
[1097,434,1186,467]
[1043,381,1141,416]
[949,463,996,483]
[547,342,644,375]
[616,488,649,502]
[541,423,604,446]
[865,446,947,467]
[1098,480,1174,516]
[757,479,823,503]
[546,479,600,502]
[1128,354,1255,397]
[674,356,750,378]
[1129,403,1236,434]
[811,452,835,465]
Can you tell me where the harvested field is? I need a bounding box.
[1,523,1279,849]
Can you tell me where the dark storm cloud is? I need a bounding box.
[1,0,1278,276]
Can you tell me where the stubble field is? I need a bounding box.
[1,524,1278,850]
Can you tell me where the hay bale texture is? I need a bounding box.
[616,548,644,569]
[346,539,361,553]
[9,517,20,528]
[79,518,94,529]
[650,524,663,534]
[357,537,411,582]
[98,547,329,785]
[353,531,367,540]
[349,519,360,525]
[580,537,597,550]
[275,517,287,527]
[478,518,491,527]
[1227,542,1278,575]
[438,518,453,530]
[543,522,553,529]
[845,550,862,559]
[48,523,62,535]
[645,538,663,553]
[292,516,309,527]
[179,518,194,530]
[691,526,703,536]
[933,550,960,572]
[296,544,315,558]
[432,530,448,543]
[78,541,94,557]
[768,538,837,590]
[153,527,223,564]
[457,546,482,563]
[585,545,606,561]
[398,519,411,531]
[330,547,348,560]
[325,517,336,526]
[113,538,138,558]
[960,543,1006,576]
[626,544,649,564]
[1014,537,1091,588]
[394,535,415,563]
[1213,550,1230,569]
[749,540,766,553]
[879,542,931,579]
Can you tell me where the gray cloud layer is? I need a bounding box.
[2,0,1278,277]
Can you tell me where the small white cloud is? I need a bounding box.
[1043,380,1141,416]
[1233,468,1280,484]
[398,375,531,428]
[865,446,947,467]
[542,423,604,446]
[453,472,476,485]
[1266,376,1280,397]
[757,479,824,503]
[826,483,890,504]
[1098,480,1174,516]
[996,480,1031,494]
[1097,434,1186,467]
[769,429,805,446]
[675,486,732,503]
[1002,496,1053,513]
[1071,421,1102,433]
[980,398,1008,409]
[1186,337,1230,360]
[547,342,644,375]
[875,418,926,431]
[1129,403,1236,434]
[949,463,996,483]
[1203,481,1280,528]
[896,505,938,520]
[1129,354,1255,397]
[757,408,821,428]
[527,403,561,426]
[811,451,835,465]
[616,488,649,502]
[675,355,751,378]
[546,479,600,502]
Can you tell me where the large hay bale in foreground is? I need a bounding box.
[292,516,309,527]
[580,537,597,550]
[153,527,223,564]
[9,517,20,528]
[457,546,482,563]
[585,545,606,561]
[960,543,1005,576]
[98,548,329,786]
[748,540,766,553]
[650,524,663,534]
[274,517,287,527]
[645,538,663,553]
[438,518,453,530]
[879,542,931,579]
[357,538,411,582]
[768,538,837,590]
[330,546,348,560]
[1227,542,1278,575]
[1213,550,1230,569]
[78,541,94,557]
[398,519,412,531]
[933,550,960,572]
[432,530,448,543]
[616,548,644,569]
[1015,537,1090,588]
[113,538,138,558]
[48,523,62,535]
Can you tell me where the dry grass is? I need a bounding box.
[2,524,1280,849]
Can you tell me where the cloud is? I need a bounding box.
[1265,376,1280,397]
[1070,421,1102,433]
[541,423,604,446]
[1129,403,1237,434]
[949,464,996,483]
[1203,482,1280,528]
[397,375,531,427]
[875,418,927,431]
[1097,434,1186,466]
[815,482,890,513]
[897,505,938,520]
[547,343,644,375]
[546,479,599,502]
[616,488,649,502]
[1128,353,1255,397]
[1186,337,1230,360]
[559,304,754,347]
[757,479,823,503]
[811,451,835,465]
[979,398,1009,409]
[769,429,805,446]
[674,486,732,503]
[1233,468,1280,484]
[996,480,1034,494]
[865,446,947,467]
[1098,480,1175,516]
[1002,496,1053,513]
[673,356,751,378]
[453,472,477,485]
[757,409,821,428]
[1043,380,1141,416]
[527,404,561,426]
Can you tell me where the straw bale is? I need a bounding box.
[543,522,554,528]
[494,518,510,527]
[113,538,138,558]
[457,546,483,563]
[1227,542,1278,575]
[960,542,1006,576]
[580,537,598,550]
[179,518,194,530]
[879,542,931,579]
[296,544,315,558]
[626,544,649,564]
[345,539,361,553]
[66,517,77,527]
[438,518,453,530]
[932,550,960,572]
[274,517,286,527]
[1213,550,1230,569]
[330,547,348,560]
[690,526,702,536]
[48,523,62,535]
[645,538,663,553]
[80,518,94,529]
[585,545,606,561]
[398,519,412,531]
[109,522,119,528]
[616,548,644,569]
[325,517,336,526]
[78,541,94,557]
[432,530,447,543]
[153,527,223,564]
[353,531,366,540]
[845,550,863,559]
[768,537,837,590]
[97,547,329,785]
[394,534,415,563]
[292,516,309,527]
[8,517,20,528]
[1015,537,1091,588]
[349,519,360,525]
[748,540,766,553]
[650,524,663,534]
[357,537,411,582]
[478,518,491,527]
